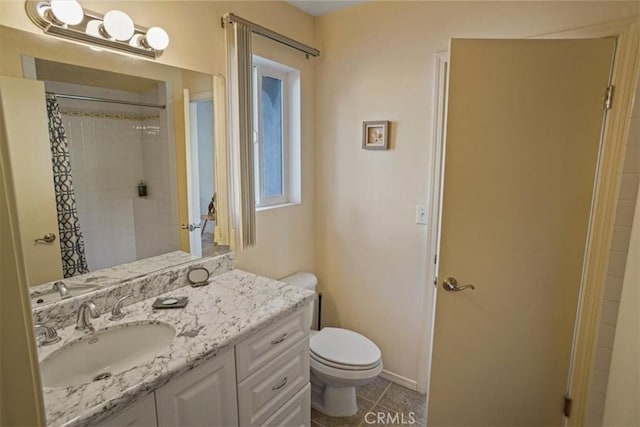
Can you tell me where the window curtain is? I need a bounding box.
[46,95,89,277]
[225,17,256,249]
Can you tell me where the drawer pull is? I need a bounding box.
[272,377,288,391]
[270,333,287,345]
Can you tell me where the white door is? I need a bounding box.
[155,349,238,426]
[183,89,202,256]
[0,76,63,285]
[428,38,616,426]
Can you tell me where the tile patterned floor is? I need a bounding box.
[311,377,427,427]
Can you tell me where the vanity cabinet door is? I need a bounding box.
[97,394,157,427]
[155,348,238,427]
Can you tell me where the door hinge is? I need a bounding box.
[563,395,572,418]
[434,254,438,264]
[605,85,615,110]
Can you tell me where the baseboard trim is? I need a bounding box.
[379,369,418,391]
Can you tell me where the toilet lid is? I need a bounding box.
[310,327,381,368]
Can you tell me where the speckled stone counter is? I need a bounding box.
[38,269,315,427]
[31,251,200,299]
[33,253,234,329]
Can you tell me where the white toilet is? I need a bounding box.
[281,272,383,417]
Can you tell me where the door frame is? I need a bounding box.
[417,17,640,424]
[416,51,448,395]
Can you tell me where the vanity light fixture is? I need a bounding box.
[26,0,170,59]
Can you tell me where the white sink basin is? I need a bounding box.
[40,321,175,388]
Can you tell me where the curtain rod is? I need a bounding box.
[46,92,166,110]
[222,13,321,58]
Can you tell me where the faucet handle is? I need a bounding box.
[75,300,101,332]
[34,324,61,346]
[110,294,133,321]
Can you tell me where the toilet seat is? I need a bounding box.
[310,354,384,382]
[310,327,381,371]
[311,352,380,371]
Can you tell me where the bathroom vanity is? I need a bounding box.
[99,310,310,427]
[35,254,315,427]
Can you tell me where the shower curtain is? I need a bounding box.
[46,95,89,277]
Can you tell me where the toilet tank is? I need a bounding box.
[281,272,317,330]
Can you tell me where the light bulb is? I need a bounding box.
[85,20,104,38]
[50,0,84,26]
[102,10,134,41]
[144,27,169,51]
[129,33,144,48]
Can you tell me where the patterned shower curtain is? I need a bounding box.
[46,95,89,277]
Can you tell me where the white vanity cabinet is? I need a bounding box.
[155,349,238,426]
[97,308,311,427]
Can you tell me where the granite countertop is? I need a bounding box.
[30,251,200,303]
[39,269,315,427]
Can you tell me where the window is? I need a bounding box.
[252,56,300,208]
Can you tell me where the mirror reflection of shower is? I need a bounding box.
[37,59,180,275]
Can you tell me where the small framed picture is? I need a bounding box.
[362,121,390,150]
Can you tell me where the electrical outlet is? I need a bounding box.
[416,204,428,225]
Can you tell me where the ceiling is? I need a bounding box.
[287,1,365,16]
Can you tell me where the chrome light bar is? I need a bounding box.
[25,0,169,59]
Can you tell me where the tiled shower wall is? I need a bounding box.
[64,113,142,269]
[585,80,640,426]
[133,84,180,259]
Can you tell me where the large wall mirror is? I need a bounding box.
[0,25,231,306]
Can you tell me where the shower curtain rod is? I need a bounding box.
[46,92,166,109]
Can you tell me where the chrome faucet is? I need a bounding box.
[75,301,101,332]
[52,281,71,299]
[110,294,133,321]
[34,324,61,346]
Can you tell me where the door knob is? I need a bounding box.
[35,233,56,244]
[443,277,475,292]
[181,223,201,232]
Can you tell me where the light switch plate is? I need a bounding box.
[416,204,428,225]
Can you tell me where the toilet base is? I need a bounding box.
[310,376,358,417]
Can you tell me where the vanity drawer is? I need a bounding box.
[96,393,157,427]
[236,308,308,381]
[238,337,310,427]
[261,383,310,427]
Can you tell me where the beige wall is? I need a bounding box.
[603,189,640,426]
[315,1,640,386]
[0,1,317,278]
